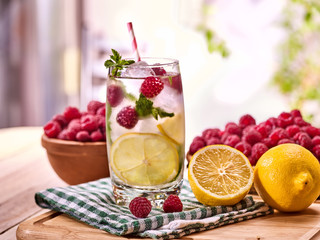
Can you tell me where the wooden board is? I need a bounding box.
[17,202,320,240]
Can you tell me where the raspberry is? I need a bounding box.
[52,114,67,128]
[65,128,77,141]
[302,126,320,138]
[294,117,310,127]
[163,195,183,213]
[116,106,138,129]
[68,119,81,132]
[277,112,293,128]
[189,138,206,155]
[224,135,241,147]
[285,125,300,138]
[251,143,269,165]
[152,67,167,76]
[312,136,320,146]
[312,145,320,160]
[239,114,256,128]
[261,137,277,148]
[202,128,221,141]
[242,125,256,135]
[91,129,103,142]
[255,122,272,138]
[278,138,295,145]
[96,106,106,116]
[162,74,183,93]
[206,137,221,145]
[129,197,152,218]
[269,128,289,144]
[57,129,69,140]
[265,117,278,128]
[96,115,106,129]
[87,100,104,114]
[140,76,164,98]
[44,121,62,138]
[221,132,231,143]
[290,109,302,118]
[225,122,242,136]
[107,85,124,107]
[294,132,312,149]
[76,130,91,142]
[242,129,262,145]
[63,106,81,122]
[192,136,206,145]
[235,141,252,157]
[81,115,99,132]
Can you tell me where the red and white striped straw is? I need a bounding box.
[127,22,141,62]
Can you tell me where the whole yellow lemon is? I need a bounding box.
[254,143,320,212]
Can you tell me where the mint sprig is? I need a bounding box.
[135,94,174,120]
[104,49,135,77]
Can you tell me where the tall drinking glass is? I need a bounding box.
[106,58,185,206]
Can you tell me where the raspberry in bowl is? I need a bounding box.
[41,101,109,185]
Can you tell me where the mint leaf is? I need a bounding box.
[135,93,174,120]
[135,94,153,117]
[104,49,135,77]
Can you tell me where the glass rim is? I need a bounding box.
[123,57,179,68]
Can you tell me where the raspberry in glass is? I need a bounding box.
[76,130,91,142]
[277,112,293,128]
[239,114,256,128]
[140,76,164,98]
[81,115,99,132]
[225,122,242,136]
[235,141,252,157]
[242,129,262,145]
[251,143,269,165]
[162,74,183,93]
[285,125,300,138]
[129,197,152,218]
[44,121,62,138]
[87,100,104,114]
[152,67,167,76]
[163,195,183,213]
[224,134,241,147]
[63,106,81,122]
[107,85,124,107]
[116,106,138,129]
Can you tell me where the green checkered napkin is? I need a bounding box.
[35,178,273,240]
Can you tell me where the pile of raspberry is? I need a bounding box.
[189,109,320,165]
[43,100,106,142]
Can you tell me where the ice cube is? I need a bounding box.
[122,61,155,78]
[153,85,182,113]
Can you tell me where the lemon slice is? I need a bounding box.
[188,145,253,206]
[110,133,179,186]
[157,113,184,145]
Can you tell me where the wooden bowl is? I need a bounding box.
[41,135,109,185]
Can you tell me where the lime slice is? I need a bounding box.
[157,113,184,145]
[110,133,179,186]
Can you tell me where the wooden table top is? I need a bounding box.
[2,127,320,240]
[0,127,67,240]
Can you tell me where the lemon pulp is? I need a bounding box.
[157,113,184,145]
[188,145,253,206]
[110,133,179,186]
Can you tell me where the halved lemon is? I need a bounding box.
[157,113,184,145]
[188,145,253,206]
[110,133,179,186]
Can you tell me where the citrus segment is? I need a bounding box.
[188,145,253,206]
[254,143,320,212]
[110,133,179,186]
[157,113,184,145]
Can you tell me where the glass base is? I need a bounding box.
[112,179,184,208]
